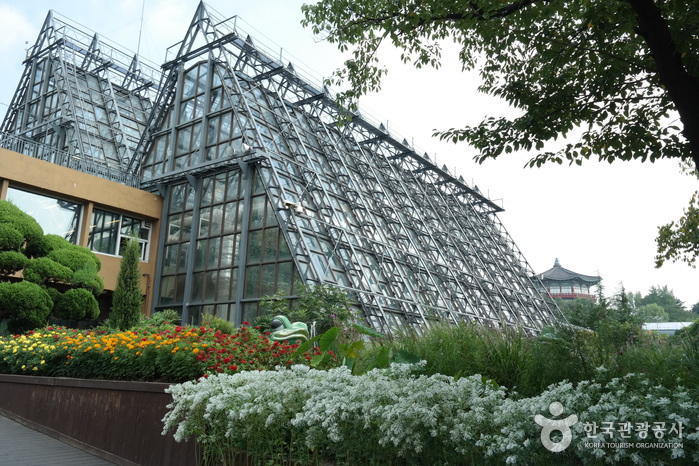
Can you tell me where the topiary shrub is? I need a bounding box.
[23,256,73,285]
[25,233,71,258]
[0,251,29,275]
[72,261,104,296]
[0,281,52,333]
[49,245,101,272]
[53,288,100,321]
[0,201,43,243]
[0,223,24,251]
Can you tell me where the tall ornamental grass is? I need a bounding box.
[391,321,699,397]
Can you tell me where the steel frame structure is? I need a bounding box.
[1,2,564,333]
[0,10,161,186]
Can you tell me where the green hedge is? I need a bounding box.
[0,223,24,251]
[0,281,52,332]
[0,251,29,274]
[53,288,99,321]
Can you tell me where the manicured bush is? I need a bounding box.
[25,233,71,258]
[71,261,104,296]
[0,201,43,243]
[53,288,99,321]
[22,256,73,285]
[49,245,101,272]
[0,223,24,251]
[0,251,29,275]
[0,281,52,333]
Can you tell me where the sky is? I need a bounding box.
[1,0,697,309]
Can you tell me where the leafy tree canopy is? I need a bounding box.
[639,285,696,321]
[302,0,699,169]
[635,303,669,324]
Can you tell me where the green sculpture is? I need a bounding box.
[269,315,309,344]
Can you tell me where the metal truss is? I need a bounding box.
[130,3,563,333]
[0,10,161,184]
[4,3,563,332]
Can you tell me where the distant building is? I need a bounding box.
[643,322,695,336]
[536,258,600,300]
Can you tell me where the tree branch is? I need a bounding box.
[626,0,699,170]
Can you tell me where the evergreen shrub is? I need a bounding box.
[0,201,43,242]
[25,233,71,258]
[0,281,52,333]
[49,245,101,272]
[0,224,23,251]
[22,257,73,285]
[109,239,143,330]
[53,288,99,321]
[0,251,29,274]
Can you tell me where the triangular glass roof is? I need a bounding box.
[1,2,565,333]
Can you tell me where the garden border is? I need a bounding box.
[0,374,196,466]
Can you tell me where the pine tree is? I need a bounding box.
[109,239,143,330]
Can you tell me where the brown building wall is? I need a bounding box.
[0,148,163,314]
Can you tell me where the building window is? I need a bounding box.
[6,187,81,244]
[88,208,151,261]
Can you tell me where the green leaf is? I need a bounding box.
[351,322,385,339]
[292,333,322,356]
[374,345,392,369]
[318,326,341,351]
[393,349,421,365]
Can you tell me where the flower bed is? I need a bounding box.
[0,323,314,383]
[164,363,699,465]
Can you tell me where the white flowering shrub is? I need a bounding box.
[164,364,699,465]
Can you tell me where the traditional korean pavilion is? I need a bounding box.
[536,259,600,300]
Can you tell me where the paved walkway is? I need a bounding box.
[0,415,115,466]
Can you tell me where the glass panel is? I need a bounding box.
[163,245,178,274]
[210,204,223,236]
[264,198,277,227]
[220,234,235,268]
[182,68,197,99]
[245,265,260,297]
[249,196,265,229]
[198,207,211,238]
[262,227,279,262]
[214,173,227,204]
[247,230,262,262]
[278,234,292,261]
[192,272,205,301]
[260,264,277,297]
[207,116,219,145]
[217,269,232,300]
[242,302,259,324]
[195,239,207,271]
[159,276,176,305]
[177,243,189,273]
[7,188,82,244]
[276,262,292,295]
[223,202,238,233]
[88,208,119,254]
[226,172,240,200]
[207,237,220,269]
